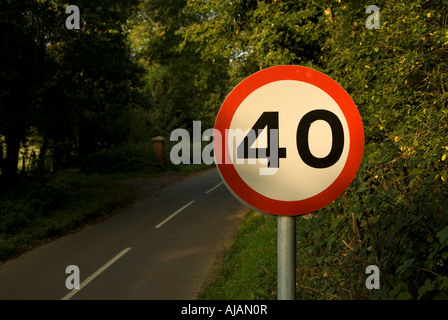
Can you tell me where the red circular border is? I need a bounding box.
[214,65,364,216]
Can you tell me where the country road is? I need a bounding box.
[0,168,248,300]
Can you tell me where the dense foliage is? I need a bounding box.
[312,0,448,300]
[0,0,143,180]
[127,0,230,134]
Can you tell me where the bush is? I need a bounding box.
[79,143,163,174]
[307,0,448,299]
[0,176,73,235]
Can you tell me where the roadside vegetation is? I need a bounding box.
[199,211,277,300]
[0,141,210,263]
[0,169,135,262]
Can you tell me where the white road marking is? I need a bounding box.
[205,182,223,194]
[61,247,132,300]
[155,201,195,229]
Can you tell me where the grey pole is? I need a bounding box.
[277,215,296,300]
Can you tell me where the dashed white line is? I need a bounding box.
[155,200,195,229]
[205,182,224,194]
[61,247,132,300]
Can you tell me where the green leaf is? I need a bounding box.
[396,291,413,300]
[389,281,409,299]
[441,199,448,215]
[442,250,448,260]
[437,225,448,245]
[417,279,435,299]
[396,258,415,277]
[440,277,448,291]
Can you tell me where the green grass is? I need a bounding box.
[197,210,371,300]
[0,171,135,263]
[198,210,277,300]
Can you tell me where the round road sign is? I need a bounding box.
[214,65,364,216]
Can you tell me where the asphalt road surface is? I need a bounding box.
[0,168,248,300]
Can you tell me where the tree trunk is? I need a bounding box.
[38,135,49,170]
[78,125,97,157]
[0,140,4,175]
[2,130,23,182]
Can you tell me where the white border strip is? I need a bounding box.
[155,201,195,229]
[61,247,132,300]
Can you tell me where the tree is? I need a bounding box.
[0,0,55,180]
[128,0,230,135]
[182,0,329,81]
[0,0,142,179]
[40,0,142,160]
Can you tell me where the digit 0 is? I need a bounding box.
[296,109,344,168]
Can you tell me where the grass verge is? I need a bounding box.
[198,208,379,300]
[198,210,277,300]
[0,172,135,263]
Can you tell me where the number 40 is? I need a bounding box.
[236,110,344,169]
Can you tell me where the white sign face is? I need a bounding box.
[229,80,350,202]
[214,66,364,216]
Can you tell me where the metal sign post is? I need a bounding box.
[277,215,296,300]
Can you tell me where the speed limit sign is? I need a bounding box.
[214,65,364,216]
